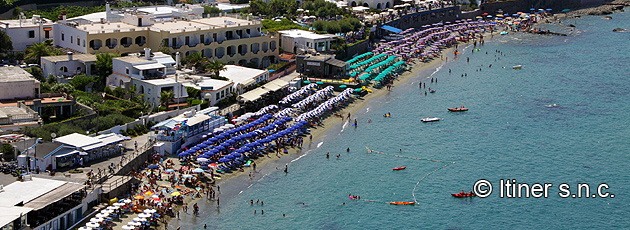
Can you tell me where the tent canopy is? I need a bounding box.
[381,25,403,34]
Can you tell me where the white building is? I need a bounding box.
[53,4,279,68]
[347,0,393,9]
[0,15,53,52]
[220,65,269,94]
[0,66,41,100]
[182,76,234,106]
[67,4,204,24]
[107,49,187,108]
[40,52,97,77]
[278,29,337,54]
[0,177,100,230]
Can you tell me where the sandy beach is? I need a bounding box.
[155,32,480,229]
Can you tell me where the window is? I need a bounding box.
[77,37,80,45]
[71,36,73,44]
[61,33,64,41]
[28,30,35,38]
[221,90,224,98]
[216,93,219,99]
[126,68,129,74]
[60,66,68,72]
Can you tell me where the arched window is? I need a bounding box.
[59,66,68,73]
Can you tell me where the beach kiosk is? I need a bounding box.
[152,107,226,154]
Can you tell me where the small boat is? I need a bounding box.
[451,192,476,198]
[545,104,560,108]
[393,167,407,171]
[389,201,415,205]
[512,65,522,69]
[448,106,468,112]
[500,31,509,35]
[421,117,441,122]
[429,90,436,93]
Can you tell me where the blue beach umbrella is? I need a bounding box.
[225,154,235,159]
[209,137,219,142]
[148,165,160,169]
[216,146,226,151]
[197,143,207,148]
[177,152,188,157]
[218,158,230,163]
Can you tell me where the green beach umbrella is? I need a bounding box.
[316,81,324,85]
[303,81,311,84]
[339,85,347,88]
[354,88,363,92]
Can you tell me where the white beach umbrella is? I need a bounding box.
[128,221,142,226]
[133,217,148,222]
[121,225,136,230]
[144,209,157,214]
[90,217,104,223]
[138,213,152,218]
[86,222,100,228]
[95,213,109,218]
[78,227,92,230]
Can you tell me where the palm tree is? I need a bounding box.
[206,60,226,79]
[160,90,175,109]
[183,52,207,70]
[25,40,61,65]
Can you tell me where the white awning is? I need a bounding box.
[134,63,166,70]
[262,79,289,92]
[242,78,256,87]
[239,88,269,102]
[186,114,211,126]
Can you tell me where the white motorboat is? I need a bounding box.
[421,117,441,122]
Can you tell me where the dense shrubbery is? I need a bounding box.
[312,18,361,33]
[301,0,344,18]
[261,18,307,33]
[248,0,298,17]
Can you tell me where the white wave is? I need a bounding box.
[317,141,324,148]
[340,120,349,133]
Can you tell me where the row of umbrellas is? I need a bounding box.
[346,52,374,65]
[291,86,335,109]
[296,88,354,122]
[254,105,279,116]
[279,83,318,105]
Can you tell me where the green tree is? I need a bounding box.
[25,40,62,64]
[25,66,45,82]
[50,83,75,94]
[248,0,270,16]
[159,90,174,108]
[206,60,226,79]
[69,75,94,91]
[95,53,119,91]
[0,144,15,161]
[183,52,207,70]
[203,5,223,14]
[158,40,172,55]
[312,21,326,31]
[0,30,13,54]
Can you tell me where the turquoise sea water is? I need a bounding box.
[176,12,630,229]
